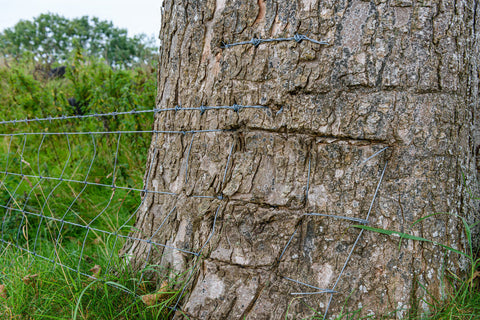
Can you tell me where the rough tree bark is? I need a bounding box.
[122,0,479,318]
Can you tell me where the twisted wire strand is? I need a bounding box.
[136,205,178,287]
[222,34,328,48]
[0,129,226,137]
[0,105,268,126]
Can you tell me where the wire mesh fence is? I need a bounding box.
[0,103,389,319]
[0,109,154,296]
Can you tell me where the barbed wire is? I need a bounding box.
[0,104,268,125]
[221,34,328,49]
[0,129,228,137]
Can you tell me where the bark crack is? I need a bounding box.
[252,0,266,27]
[239,127,390,145]
[207,257,273,269]
[240,281,267,319]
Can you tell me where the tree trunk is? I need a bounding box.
[122,0,479,318]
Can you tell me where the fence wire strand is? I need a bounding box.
[222,34,329,48]
[0,105,268,125]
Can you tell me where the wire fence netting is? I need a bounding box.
[0,104,389,318]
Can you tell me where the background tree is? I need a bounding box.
[122,0,479,319]
[0,13,157,67]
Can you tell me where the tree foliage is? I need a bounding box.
[0,13,157,66]
[0,51,157,120]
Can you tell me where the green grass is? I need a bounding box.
[0,242,186,319]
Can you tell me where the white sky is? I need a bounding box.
[0,0,162,40]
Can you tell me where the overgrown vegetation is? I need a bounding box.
[0,32,185,318]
